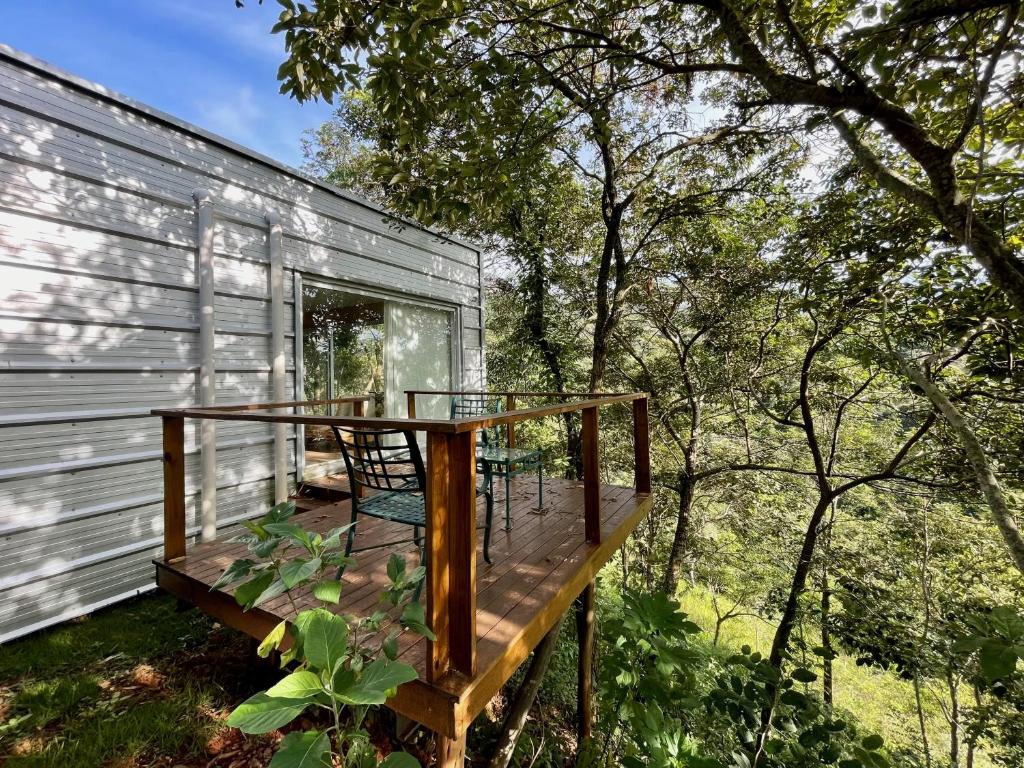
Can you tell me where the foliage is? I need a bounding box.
[214,502,430,768]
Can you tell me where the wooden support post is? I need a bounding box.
[407,391,417,420]
[162,415,187,562]
[576,581,596,744]
[425,430,478,682]
[632,396,651,494]
[435,731,467,768]
[505,394,516,448]
[582,406,601,544]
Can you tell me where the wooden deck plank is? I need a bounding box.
[154,475,652,738]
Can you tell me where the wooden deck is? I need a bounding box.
[155,475,651,738]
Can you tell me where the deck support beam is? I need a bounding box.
[576,580,596,744]
[161,415,186,562]
[426,429,478,682]
[435,731,467,768]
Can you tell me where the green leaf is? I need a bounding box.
[792,667,818,683]
[387,553,406,583]
[258,621,288,658]
[212,559,256,590]
[382,632,399,660]
[280,558,323,589]
[862,734,884,751]
[335,659,418,705]
[226,692,307,734]
[379,752,420,768]
[235,572,274,610]
[267,670,324,700]
[269,730,331,768]
[311,579,342,604]
[303,608,349,672]
[401,601,436,640]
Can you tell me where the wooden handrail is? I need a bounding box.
[186,395,373,413]
[152,393,646,433]
[404,390,617,398]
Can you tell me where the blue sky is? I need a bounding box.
[4,0,336,168]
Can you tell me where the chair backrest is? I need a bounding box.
[331,426,426,495]
[450,395,503,445]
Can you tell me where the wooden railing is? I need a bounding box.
[152,391,650,684]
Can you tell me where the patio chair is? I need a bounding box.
[331,426,495,566]
[450,396,544,531]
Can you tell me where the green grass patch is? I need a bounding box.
[0,593,262,767]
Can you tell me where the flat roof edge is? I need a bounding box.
[0,43,480,255]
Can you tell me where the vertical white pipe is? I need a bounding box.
[293,272,305,483]
[193,188,217,542]
[266,210,288,504]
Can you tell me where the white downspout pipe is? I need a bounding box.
[194,188,217,542]
[266,210,288,503]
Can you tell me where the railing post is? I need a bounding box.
[632,396,651,494]
[582,406,601,544]
[162,415,187,562]
[425,428,477,681]
[407,391,417,420]
[505,394,516,448]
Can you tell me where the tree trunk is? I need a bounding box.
[948,670,961,768]
[890,347,1024,576]
[820,501,836,708]
[663,469,694,593]
[913,674,932,768]
[487,615,566,768]
[753,494,833,764]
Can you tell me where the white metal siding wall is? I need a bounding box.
[0,48,484,642]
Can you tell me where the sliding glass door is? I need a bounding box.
[300,281,455,476]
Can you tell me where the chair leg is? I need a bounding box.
[483,490,493,564]
[413,525,423,548]
[538,461,544,511]
[504,472,512,531]
[338,508,359,580]
[413,537,427,602]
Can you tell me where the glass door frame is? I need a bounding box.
[293,272,463,482]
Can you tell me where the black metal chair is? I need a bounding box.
[330,426,495,565]
[450,396,544,530]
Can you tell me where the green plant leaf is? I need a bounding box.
[379,752,420,768]
[792,667,818,683]
[335,659,418,705]
[311,579,342,604]
[212,559,256,590]
[258,621,288,657]
[400,601,436,640]
[226,692,307,734]
[267,670,325,700]
[303,608,349,672]
[280,558,323,589]
[269,730,331,768]
[862,734,884,751]
[235,572,274,609]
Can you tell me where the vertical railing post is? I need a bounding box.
[425,428,478,681]
[632,396,651,494]
[505,394,516,448]
[162,415,187,562]
[582,406,601,544]
[407,391,417,420]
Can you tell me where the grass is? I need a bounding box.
[678,586,992,768]
[0,594,280,768]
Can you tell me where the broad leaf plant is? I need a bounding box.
[212,501,432,768]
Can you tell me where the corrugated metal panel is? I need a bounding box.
[0,48,483,642]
